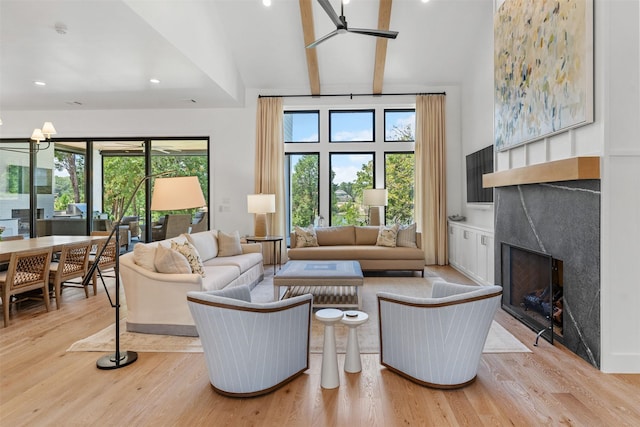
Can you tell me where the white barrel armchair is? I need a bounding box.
[377,281,503,389]
[187,286,313,397]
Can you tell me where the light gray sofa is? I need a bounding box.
[288,225,426,276]
[120,230,264,336]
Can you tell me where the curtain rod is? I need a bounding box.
[258,91,445,99]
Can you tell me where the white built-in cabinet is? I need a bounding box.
[448,221,495,286]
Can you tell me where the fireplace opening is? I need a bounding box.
[501,243,563,344]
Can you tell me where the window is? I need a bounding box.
[385,109,415,142]
[329,110,375,142]
[285,153,319,233]
[385,152,415,224]
[284,111,319,143]
[330,153,374,226]
[284,105,415,237]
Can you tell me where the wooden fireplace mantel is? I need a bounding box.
[483,156,600,188]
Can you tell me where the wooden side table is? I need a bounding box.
[245,235,283,274]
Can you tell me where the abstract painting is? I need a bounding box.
[494,0,593,151]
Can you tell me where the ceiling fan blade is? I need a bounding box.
[316,0,344,28]
[306,29,340,49]
[347,28,399,39]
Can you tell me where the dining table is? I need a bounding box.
[0,235,106,263]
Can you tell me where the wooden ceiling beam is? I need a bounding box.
[299,0,321,96]
[373,0,393,94]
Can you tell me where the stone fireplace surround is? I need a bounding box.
[489,162,601,368]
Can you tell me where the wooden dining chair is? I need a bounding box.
[48,241,92,309]
[88,232,117,296]
[0,248,53,327]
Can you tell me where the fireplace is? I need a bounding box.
[494,179,600,368]
[501,243,563,344]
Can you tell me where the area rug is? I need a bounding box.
[68,275,530,354]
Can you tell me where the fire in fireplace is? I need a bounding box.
[501,243,563,344]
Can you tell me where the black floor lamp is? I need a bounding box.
[82,173,206,370]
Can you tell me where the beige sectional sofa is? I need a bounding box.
[120,230,264,336]
[288,225,425,276]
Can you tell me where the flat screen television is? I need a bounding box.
[466,145,494,204]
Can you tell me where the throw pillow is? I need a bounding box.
[133,243,157,272]
[217,230,243,257]
[396,223,418,248]
[295,226,319,247]
[185,230,218,261]
[171,240,206,277]
[154,244,191,274]
[376,224,400,248]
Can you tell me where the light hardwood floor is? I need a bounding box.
[1,266,639,426]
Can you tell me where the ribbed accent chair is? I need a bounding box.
[377,281,502,389]
[187,286,312,397]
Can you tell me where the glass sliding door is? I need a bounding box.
[0,141,32,238]
[42,142,88,237]
[100,140,146,243]
[150,139,209,241]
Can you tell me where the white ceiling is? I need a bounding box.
[0,0,493,111]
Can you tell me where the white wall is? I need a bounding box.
[486,0,640,373]
[0,105,259,235]
[0,85,466,240]
[599,0,640,373]
[459,2,495,231]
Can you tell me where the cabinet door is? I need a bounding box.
[448,224,461,266]
[476,233,495,285]
[460,228,477,275]
[486,234,495,284]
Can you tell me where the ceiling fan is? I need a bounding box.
[306,0,399,49]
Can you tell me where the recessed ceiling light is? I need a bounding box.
[150,78,160,84]
[262,0,271,6]
[54,22,68,35]
[34,81,46,86]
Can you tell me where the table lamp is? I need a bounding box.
[363,188,388,226]
[247,194,276,237]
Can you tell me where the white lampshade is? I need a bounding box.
[30,128,45,142]
[363,188,388,206]
[247,194,276,214]
[150,176,206,211]
[41,122,57,138]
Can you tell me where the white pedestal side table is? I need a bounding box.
[315,308,344,389]
[341,310,369,373]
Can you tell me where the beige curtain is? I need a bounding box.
[415,94,448,265]
[254,97,287,264]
